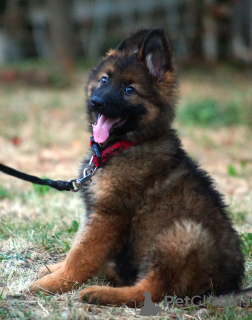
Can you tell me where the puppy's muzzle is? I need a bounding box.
[90,96,105,111]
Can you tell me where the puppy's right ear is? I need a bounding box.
[138,28,173,80]
[117,28,151,53]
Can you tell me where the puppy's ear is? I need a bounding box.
[117,28,151,52]
[138,28,173,80]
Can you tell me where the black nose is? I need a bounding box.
[90,96,104,110]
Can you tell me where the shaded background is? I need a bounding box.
[0,0,251,77]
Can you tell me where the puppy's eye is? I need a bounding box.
[100,76,108,85]
[125,86,136,95]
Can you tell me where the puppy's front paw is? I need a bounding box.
[29,271,79,295]
[29,278,54,295]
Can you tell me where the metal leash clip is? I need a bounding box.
[70,156,97,192]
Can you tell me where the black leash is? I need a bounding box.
[0,138,102,192]
[0,162,97,192]
[0,163,76,191]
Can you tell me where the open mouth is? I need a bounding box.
[93,114,127,143]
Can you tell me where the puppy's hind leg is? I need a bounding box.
[79,269,165,306]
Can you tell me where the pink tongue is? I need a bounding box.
[93,115,119,143]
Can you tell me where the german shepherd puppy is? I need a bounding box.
[30,28,246,306]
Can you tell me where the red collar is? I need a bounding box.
[90,137,136,167]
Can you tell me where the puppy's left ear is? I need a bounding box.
[117,28,150,52]
[138,28,173,80]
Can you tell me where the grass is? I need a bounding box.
[0,65,252,319]
[241,234,252,257]
[178,98,242,127]
[0,187,12,200]
[178,97,252,128]
[177,65,252,128]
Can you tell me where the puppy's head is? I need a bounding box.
[86,28,178,144]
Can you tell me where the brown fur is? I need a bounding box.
[29,28,245,306]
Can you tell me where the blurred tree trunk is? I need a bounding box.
[191,0,204,59]
[214,0,234,61]
[46,0,76,72]
[1,0,25,61]
[235,0,251,48]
